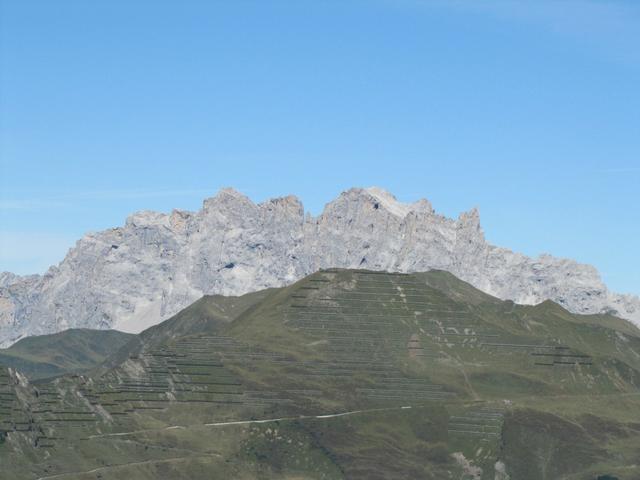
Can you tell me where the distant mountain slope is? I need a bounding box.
[1,269,639,479]
[104,288,273,369]
[1,187,638,346]
[0,329,133,380]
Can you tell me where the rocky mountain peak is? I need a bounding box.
[457,208,482,233]
[125,210,170,228]
[331,187,435,219]
[261,195,304,215]
[0,187,637,346]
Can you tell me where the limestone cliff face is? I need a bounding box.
[0,187,637,346]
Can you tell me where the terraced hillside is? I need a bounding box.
[1,269,639,480]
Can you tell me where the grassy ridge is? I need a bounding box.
[0,269,638,479]
[0,329,134,380]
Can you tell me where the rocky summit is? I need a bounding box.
[0,187,638,347]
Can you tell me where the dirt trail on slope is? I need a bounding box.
[36,453,222,480]
[85,405,415,440]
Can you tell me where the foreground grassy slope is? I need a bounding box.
[1,269,639,480]
[0,329,134,380]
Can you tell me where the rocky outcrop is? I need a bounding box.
[1,187,637,346]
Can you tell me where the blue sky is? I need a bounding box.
[1,0,639,294]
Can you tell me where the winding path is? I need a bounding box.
[37,405,415,479]
[84,404,414,440]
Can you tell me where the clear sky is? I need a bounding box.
[1,0,639,294]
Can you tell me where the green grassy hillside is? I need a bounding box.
[0,329,134,380]
[1,269,638,479]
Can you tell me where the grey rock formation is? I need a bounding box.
[1,187,638,346]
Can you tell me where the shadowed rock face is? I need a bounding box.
[0,187,638,346]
